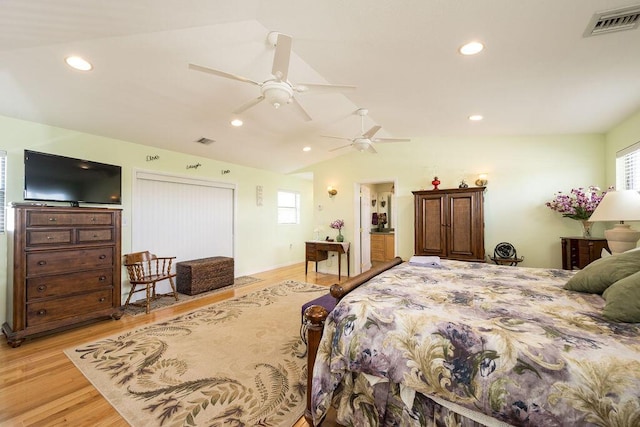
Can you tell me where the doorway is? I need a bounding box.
[353,179,397,275]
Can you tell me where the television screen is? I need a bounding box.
[24,150,122,206]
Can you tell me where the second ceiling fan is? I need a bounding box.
[322,109,411,153]
[188,32,355,121]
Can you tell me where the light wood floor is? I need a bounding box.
[0,262,344,427]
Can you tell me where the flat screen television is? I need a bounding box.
[24,150,122,206]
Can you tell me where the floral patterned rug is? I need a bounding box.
[123,275,262,316]
[65,280,327,427]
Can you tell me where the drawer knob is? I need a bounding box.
[99,297,106,302]
[93,234,98,238]
[36,309,47,316]
[37,260,47,266]
[99,254,106,260]
[37,285,47,292]
[48,217,57,222]
[99,276,106,281]
[91,217,97,222]
[47,236,53,240]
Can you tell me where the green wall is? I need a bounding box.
[0,115,313,325]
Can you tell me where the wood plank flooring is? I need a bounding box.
[0,262,344,427]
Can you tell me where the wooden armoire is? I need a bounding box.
[413,187,485,262]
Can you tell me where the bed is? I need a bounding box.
[304,255,640,426]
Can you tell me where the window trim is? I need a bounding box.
[616,141,640,191]
[277,190,300,225]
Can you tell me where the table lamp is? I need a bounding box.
[588,190,640,254]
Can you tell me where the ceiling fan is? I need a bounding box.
[322,109,411,153]
[188,32,355,121]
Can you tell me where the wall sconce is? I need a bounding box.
[475,173,488,186]
[327,186,338,198]
[372,199,377,207]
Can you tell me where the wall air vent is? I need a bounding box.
[583,5,640,37]
[195,137,215,145]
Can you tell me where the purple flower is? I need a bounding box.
[545,186,614,220]
[330,219,344,230]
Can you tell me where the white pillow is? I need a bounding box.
[601,248,612,258]
[624,246,640,253]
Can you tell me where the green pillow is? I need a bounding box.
[564,249,640,294]
[602,271,640,323]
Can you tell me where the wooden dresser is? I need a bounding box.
[413,187,485,262]
[561,236,609,270]
[3,205,123,347]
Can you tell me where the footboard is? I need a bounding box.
[304,257,403,424]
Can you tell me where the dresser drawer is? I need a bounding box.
[370,236,385,250]
[26,230,73,246]
[26,248,114,276]
[27,269,113,300]
[27,212,114,226]
[26,289,113,327]
[77,229,114,243]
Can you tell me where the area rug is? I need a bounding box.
[124,275,262,316]
[65,280,327,427]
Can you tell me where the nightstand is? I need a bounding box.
[561,237,609,270]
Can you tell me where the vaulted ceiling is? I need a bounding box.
[1,0,639,173]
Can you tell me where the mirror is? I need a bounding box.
[371,182,394,231]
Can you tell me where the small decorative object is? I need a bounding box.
[545,186,613,237]
[431,176,440,190]
[330,219,345,242]
[377,213,387,230]
[372,199,376,207]
[380,200,386,208]
[459,180,468,188]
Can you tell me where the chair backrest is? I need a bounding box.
[124,251,173,282]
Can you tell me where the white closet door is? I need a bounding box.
[133,171,235,272]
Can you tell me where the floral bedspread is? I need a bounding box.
[311,261,640,426]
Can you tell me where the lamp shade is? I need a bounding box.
[589,190,640,254]
[588,190,640,222]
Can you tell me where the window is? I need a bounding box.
[617,141,640,190]
[0,151,5,232]
[277,190,300,224]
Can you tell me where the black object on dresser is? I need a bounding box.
[561,236,609,270]
[3,205,123,347]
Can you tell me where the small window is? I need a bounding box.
[616,141,640,190]
[0,151,6,232]
[277,190,300,224]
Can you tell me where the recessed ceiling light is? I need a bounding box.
[469,114,484,121]
[65,56,93,71]
[302,146,311,152]
[230,119,243,127]
[459,41,484,56]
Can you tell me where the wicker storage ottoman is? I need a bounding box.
[176,256,234,295]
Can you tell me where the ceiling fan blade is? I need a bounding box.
[320,135,352,141]
[232,96,265,114]
[291,96,312,121]
[271,33,292,82]
[363,125,382,139]
[188,63,261,86]
[371,137,411,143]
[329,144,354,152]
[293,83,357,93]
[367,145,378,154]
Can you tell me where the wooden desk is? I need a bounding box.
[305,241,350,280]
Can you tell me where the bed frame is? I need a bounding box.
[303,256,403,424]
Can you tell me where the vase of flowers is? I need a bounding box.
[545,186,612,237]
[330,219,345,242]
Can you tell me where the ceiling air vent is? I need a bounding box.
[583,5,640,37]
[195,137,215,145]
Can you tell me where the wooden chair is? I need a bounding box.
[123,251,179,314]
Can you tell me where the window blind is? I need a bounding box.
[616,141,640,190]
